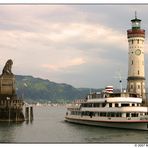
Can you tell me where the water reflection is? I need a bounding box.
[64,121,148,143]
[0,122,23,143]
[0,106,148,143]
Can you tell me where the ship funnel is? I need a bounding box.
[105,86,113,93]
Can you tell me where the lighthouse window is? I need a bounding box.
[132,60,133,65]
[132,40,134,44]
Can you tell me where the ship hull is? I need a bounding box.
[65,116,148,130]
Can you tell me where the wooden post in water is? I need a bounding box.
[25,107,29,121]
[30,106,33,121]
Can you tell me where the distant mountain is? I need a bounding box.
[15,75,100,103]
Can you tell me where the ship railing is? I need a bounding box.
[72,99,87,104]
[67,104,81,109]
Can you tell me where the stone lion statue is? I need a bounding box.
[2,59,13,75]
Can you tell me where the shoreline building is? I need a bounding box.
[127,13,146,103]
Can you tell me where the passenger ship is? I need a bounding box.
[65,86,148,130]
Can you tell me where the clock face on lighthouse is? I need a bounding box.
[135,49,141,55]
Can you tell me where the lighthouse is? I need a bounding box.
[127,12,146,102]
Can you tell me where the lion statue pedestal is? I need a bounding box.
[0,75,16,97]
[0,59,25,122]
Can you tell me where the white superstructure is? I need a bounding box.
[65,91,148,130]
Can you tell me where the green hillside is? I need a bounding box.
[15,75,100,103]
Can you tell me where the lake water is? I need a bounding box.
[0,106,148,143]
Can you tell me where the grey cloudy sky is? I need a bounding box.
[1,5,148,89]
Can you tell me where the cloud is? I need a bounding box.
[0,5,148,88]
[42,57,86,71]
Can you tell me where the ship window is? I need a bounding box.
[115,103,118,107]
[109,103,112,107]
[88,103,92,107]
[84,104,87,107]
[102,112,106,116]
[140,113,144,116]
[107,113,111,117]
[71,111,74,115]
[116,113,121,117]
[121,104,129,107]
[89,112,93,118]
[126,113,130,117]
[81,112,84,116]
[109,93,121,97]
[102,103,106,107]
[94,103,100,107]
[111,112,115,117]
[100,112,106,117]
[130,94,138,97]
[131,113,138,117]
[100,112,103,116]
[107,112,116,117]
[83,111,86,116]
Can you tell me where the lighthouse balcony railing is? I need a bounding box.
[127,29,145,34]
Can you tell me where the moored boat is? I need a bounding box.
[65,88,148,130]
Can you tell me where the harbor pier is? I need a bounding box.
[25,106,33,122]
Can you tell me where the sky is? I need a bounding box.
[1,4,148,89]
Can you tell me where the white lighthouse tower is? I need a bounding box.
[127,12,146,102]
